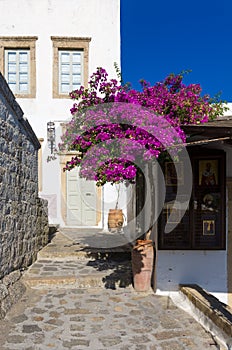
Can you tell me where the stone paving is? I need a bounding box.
[0,231,219,349]
[21,258,132,290]
[0,287,218,350]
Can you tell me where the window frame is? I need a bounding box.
[0,36,37,98]
[58,49,84,94]
[158,149,226,250]
[51,36,91,99]
[5,49,30,95]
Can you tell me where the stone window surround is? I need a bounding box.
[51,36,91,99]
[0,36,37,98]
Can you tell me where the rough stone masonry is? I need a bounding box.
[0,73,49,318]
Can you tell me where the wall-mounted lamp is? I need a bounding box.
[47,121,56,154]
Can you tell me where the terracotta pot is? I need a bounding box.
[108,209,124,229]
[132,239,154,292]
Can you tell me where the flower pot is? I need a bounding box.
[108,209,124,231]
[132,239,154,292]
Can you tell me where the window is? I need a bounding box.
[0,37,37,98]
[51,37,91,98]
[158,149,226,250]
[59,50,83,94]
[5,49,30,94]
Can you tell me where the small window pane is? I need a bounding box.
[8,73,16,83]
[61,74,70,83]
[72,64,81,74]
[60,52,70,63]
[72,74,81,84]
[8,63,16,73]
[19,73,28,82]
[8,52,16,62]
[61,83,70,93]
[19,63,28,73]
[19,52,28,62]
[8,82,16,92]
[19,83,28,92]
[73,83,81,90]
[61,64,70,74]
[72,53,81,63]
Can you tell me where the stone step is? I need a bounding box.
[38,247,132,261]
[23,231,133,289]
[180,284,232,342]
[23,273,133,289]
[38,231,132,261]
[22,257,132,289]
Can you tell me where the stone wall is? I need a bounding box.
[0,73,49,318]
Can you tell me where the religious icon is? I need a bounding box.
[199,160,218,186]
[201,192,220,212]
[165,162,184,186]
[203,220,215,235]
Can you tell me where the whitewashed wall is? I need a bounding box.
[224,102,232,116]
[156,251,227,303]
[0,0,121,226]
[0,0,120,136]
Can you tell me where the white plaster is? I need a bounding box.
[0,0,121,226]
[223,102,232,116]
[156,250,228,304]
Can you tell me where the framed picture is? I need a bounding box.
[165,162,184,186]
[203,220,215,236]
[199,160,218,186]
[166,203,181,224]
[201,192,221,211]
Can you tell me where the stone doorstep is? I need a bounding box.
[22,275,77,287]
[37,245,132,261]
[22,273,132,289]
[37,249,99,260]
[180,284,232,339]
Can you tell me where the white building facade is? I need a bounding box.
[0,0,124,228]
[1,0,232,310]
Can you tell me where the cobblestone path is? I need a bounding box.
[0,286,218,350]
[0,231,219,349]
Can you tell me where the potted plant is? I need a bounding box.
[57,66,226,292]
[107,183,124,233]
[131,229,154,292]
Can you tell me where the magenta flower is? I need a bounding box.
[60,67,227,186]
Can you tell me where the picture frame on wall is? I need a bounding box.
[201,192,221,211]
[199,159,218,186]
[203,220,215,236]
[166,203,181,224]
[165,161,184,186]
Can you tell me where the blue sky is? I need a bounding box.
[121,0,232,102]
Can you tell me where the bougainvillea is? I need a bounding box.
[58,67,227,186]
